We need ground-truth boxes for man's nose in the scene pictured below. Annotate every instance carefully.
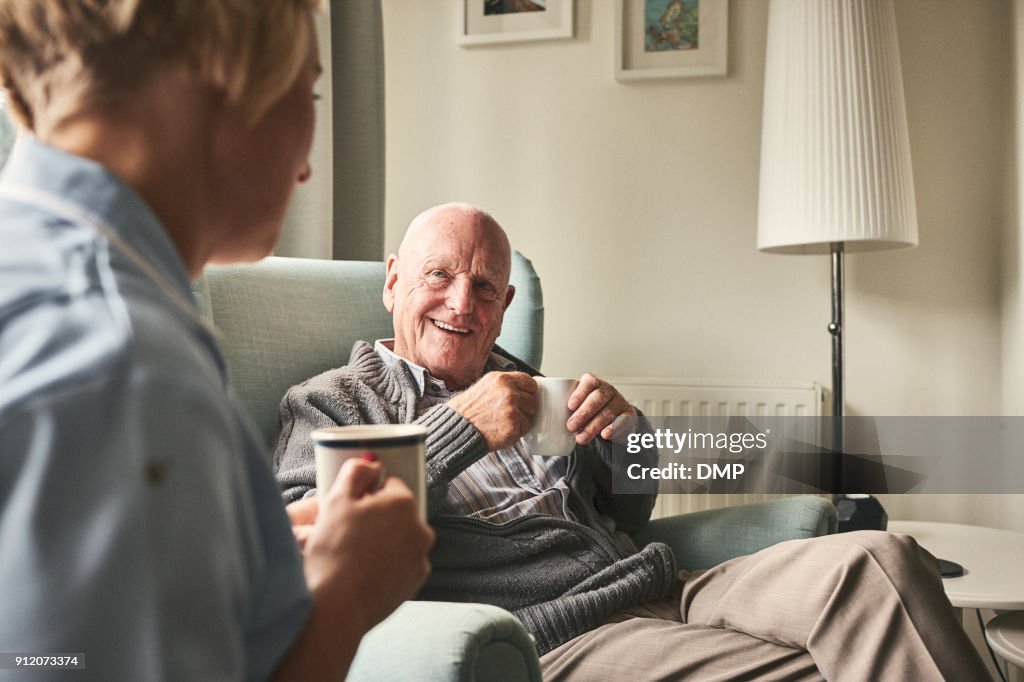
[446,278,475,315]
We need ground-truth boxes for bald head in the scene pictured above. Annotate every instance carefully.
[383,203,515,389]
[398,203,511,279]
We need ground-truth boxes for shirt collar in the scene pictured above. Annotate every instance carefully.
[373,339,516,397]
[0,134,193,301]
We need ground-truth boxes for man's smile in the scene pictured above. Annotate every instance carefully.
[432,318,471,334]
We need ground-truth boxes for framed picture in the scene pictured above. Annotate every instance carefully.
[615,0,728,81]
[457,0,574,46]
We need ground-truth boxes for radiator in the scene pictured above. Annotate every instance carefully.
[609,377,825,519]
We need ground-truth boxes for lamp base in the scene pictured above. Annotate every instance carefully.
[835,494,888,532]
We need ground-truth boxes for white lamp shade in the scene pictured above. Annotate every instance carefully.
[757,0,919,254]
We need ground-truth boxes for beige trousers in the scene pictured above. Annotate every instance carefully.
[540,531,989,681]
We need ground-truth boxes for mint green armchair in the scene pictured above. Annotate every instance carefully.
[194,256,836,682]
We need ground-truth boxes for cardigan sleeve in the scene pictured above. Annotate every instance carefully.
[414,404,492,517]
[273,360,493,517]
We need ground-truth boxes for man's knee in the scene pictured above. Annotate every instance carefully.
[820,530,940,583]
[837,529,923,556]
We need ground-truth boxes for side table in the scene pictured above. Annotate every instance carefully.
[888,521,1024,681]
[987,612,1024,680]
[887,521,1024,611]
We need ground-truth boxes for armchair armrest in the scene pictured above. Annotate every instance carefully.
[630,496,837,572]
[347,601,541,682]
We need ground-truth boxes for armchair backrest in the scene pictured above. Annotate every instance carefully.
[193,253,544,451]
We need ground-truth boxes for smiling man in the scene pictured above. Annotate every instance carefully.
[273,202,987,681]
[275,202,664,651]
[385,204,516,391]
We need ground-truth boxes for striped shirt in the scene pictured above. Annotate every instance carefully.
[374,340,576,525]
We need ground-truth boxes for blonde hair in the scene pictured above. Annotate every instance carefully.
[0,0,322,131]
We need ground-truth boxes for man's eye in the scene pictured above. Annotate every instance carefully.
[313,92,322,102]
[476,282,498,300]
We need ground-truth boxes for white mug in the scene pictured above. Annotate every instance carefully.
[522,377,579,457]
[311,424,427,518]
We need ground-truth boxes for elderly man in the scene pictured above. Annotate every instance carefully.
[274,203,986,680]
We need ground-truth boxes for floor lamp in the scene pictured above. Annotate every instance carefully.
[756,0,917,532]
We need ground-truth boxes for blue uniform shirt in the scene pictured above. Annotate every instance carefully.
[0,136,310,680]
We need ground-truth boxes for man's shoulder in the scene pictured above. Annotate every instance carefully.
[276,339,414,435]
[285,340,395,399]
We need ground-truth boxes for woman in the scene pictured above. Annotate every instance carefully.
[0,2,433,679]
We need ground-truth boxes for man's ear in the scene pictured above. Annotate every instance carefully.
[503,284,516,311]
[383,254,399,312]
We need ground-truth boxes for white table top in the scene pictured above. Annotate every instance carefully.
[887,521,1024,610]
[986,612,1024,668]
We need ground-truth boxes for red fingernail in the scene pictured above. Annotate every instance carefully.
[361,452,379,462]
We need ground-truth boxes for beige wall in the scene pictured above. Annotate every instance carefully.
[999,0,1024,533]
[382,0,1021,527]
[1005,0,1024,421]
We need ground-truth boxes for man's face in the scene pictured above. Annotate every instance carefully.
[384,208,515,390]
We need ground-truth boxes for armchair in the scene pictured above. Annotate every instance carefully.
[194,255,836,682]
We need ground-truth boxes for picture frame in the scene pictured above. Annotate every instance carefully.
[457,0,574,46]
[615,0,728,81]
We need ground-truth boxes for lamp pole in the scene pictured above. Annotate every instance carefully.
[828,243,889,537]
[829,241,844,492]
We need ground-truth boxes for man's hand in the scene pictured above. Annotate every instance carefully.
[446,371,538,451]
[566,373,637,445]
[299,458,435,636]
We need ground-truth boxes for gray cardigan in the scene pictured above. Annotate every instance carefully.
[273,341,676,655]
